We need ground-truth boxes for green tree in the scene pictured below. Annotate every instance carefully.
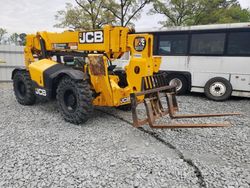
[54,1,116,30]
[0,28,7,44]
[104,0,151,26]
[19,33,27,46]
[196,0,250,25]
[9,33,19,45]
[149,0,250,27]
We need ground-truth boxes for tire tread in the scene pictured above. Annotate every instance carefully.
[13,71,36,105]
[56,77,93,124]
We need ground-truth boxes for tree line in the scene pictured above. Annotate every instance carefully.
[0,28,26,46]
[54,0,250,30]
[1,0,249,46]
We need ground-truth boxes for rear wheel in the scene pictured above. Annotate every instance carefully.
[204,77,232,101]
[166,74,188,95]
[13,71,36,105]
[56,77,93,124]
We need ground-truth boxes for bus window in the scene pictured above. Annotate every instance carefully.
[158,34,188,55]
[227,32,250,56]
[190,33,225,55]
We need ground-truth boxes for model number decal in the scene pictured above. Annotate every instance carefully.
[35,88,47,96]
[134,54,142,58]
[79,31,103,43]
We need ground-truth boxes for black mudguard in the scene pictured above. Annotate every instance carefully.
[12,65,87,99]
[42,64,87,99]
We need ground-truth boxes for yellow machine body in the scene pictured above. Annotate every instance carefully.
[28,59,57,87]
[13,25,238,127]
[24,25,161,107]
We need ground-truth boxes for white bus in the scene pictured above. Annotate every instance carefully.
[138,23,250,101]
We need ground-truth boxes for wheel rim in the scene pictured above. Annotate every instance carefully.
[63,90,77,112]
[209,82,226,97]
[17,81,26,98]
[169,78,183,92]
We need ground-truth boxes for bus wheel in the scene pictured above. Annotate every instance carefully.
[204,77,232,101]
[166,74,188,95]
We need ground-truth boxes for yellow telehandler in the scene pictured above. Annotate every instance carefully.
[12,25,238,128]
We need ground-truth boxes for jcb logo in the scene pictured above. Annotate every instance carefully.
[35,88,47,96]
[79,31,103,43]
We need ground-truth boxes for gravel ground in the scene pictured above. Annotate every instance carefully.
[0,83,249,188]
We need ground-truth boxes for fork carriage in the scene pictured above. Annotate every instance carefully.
[130,74,240,128]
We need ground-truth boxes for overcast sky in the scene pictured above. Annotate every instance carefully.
[0,0,250,34]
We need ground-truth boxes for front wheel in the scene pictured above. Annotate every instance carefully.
[13,71,36,105]
[204,77,232,101]
[56,77,93,124]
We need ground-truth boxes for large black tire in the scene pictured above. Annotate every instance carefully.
[204,77,232,101]
[166,74,188,95]
[13,71,36,105]
[56,77,93,124]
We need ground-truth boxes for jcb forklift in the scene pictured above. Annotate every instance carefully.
[12,25,238,128]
